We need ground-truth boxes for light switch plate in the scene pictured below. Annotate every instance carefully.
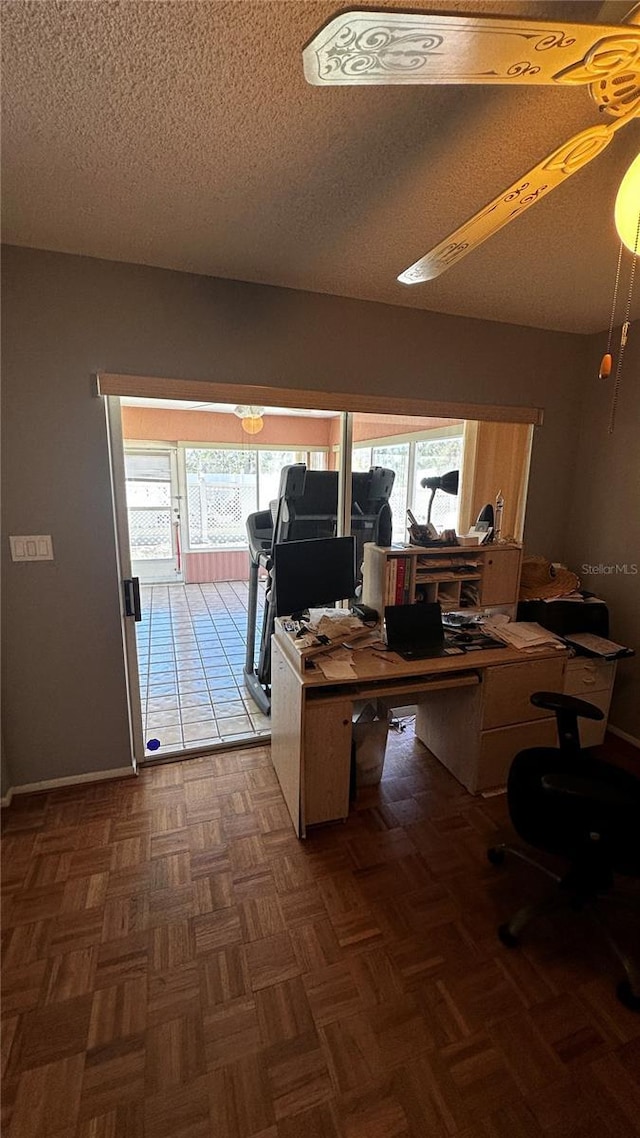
[10,535,54,561]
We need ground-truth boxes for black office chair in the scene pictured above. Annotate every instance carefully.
[488,691,640,1011]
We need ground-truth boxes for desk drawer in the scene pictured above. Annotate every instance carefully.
[564,657,615,695]
[479,718,558,792]
[482,658,566,730]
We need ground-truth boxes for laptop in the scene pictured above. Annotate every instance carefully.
[384,602,455,660]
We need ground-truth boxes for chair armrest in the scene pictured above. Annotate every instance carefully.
[541,772,629,806]
[531,691,605,721]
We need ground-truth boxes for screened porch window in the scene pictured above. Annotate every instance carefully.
[353,430,464,542]
[186,449,257,548]
[413,435,464,531]
[185,447,327,549]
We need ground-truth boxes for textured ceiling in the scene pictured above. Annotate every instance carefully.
[2,0,639,333]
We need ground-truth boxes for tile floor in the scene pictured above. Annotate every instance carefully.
[137,581,269,757]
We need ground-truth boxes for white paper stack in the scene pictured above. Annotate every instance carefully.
[483,616,565,652]
[307,608,362,642]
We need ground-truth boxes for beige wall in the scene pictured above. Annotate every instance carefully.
[122,406,460,448]
[328,413,461,449]
[564,324,640,741]
[2,246,590,788]
[121,405,335,447]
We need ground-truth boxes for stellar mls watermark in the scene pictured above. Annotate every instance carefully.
[581,563,638,576]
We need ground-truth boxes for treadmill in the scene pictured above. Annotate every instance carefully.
[244,464,394,714]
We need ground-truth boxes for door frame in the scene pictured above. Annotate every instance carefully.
[104,396,145,770]
[101,376,539,768]
[104,391,353,765]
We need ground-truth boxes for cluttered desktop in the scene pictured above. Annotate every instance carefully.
[265,531,631,826]
[242,462,632,831]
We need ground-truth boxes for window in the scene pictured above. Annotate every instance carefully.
[184,447,327,549]
[354,440,411,544]
[352,447,372,473]
[184,431,462,551]
[352,429,463,542]
[258,451,302,510]
[186,448,257,548]
[413,434,464,531]
[370,443,409,544]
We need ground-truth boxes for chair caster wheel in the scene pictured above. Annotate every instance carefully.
[617,980,640,1012]
[487,847,505,866]
[498,923,520,948]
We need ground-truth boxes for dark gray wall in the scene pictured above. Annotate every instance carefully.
[564,324,640,740]
[2,246,589,788]
[1,730,11,799]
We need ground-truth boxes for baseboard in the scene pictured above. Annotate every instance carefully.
[3,766,134,801]
[608,725,640,749]
[0,787,15,808]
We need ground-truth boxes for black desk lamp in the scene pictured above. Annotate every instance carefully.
[420,469,459,524]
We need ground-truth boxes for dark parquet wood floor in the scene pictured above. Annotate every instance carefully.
[2,733,640,1138]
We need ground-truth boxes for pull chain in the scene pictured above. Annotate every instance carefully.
[608,211,640,434]
[599,240,624,380]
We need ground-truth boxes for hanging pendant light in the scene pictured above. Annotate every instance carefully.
[234,405,265,435]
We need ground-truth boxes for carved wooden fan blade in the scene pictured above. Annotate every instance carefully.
[397,113,637,284]
[303,10,640,87]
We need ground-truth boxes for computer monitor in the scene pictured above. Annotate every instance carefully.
[274,536,356,617]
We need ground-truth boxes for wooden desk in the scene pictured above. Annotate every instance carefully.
[271,620,569,837]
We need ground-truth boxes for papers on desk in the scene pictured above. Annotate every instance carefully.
[307,609,362,641]
[315,646,358,680]
[317,658,358,680]
[483,616,565,652]
[296,609,372,663]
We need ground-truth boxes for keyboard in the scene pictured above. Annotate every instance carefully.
[398,644,464,660]
[563,632,632,659]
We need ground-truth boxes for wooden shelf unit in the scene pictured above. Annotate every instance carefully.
[362,541,523,615]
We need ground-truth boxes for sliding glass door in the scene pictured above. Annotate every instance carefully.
[108,398,348,765]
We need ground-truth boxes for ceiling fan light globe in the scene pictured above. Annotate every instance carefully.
[614,152,640,253]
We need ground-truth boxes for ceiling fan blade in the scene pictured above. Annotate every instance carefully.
[397,112,637,284]
[303,10,640,87]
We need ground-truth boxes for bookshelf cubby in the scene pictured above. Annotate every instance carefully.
[362,542,522,615]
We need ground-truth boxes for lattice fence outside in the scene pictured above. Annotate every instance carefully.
[187,474,257,547]
[129,509,172,559]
